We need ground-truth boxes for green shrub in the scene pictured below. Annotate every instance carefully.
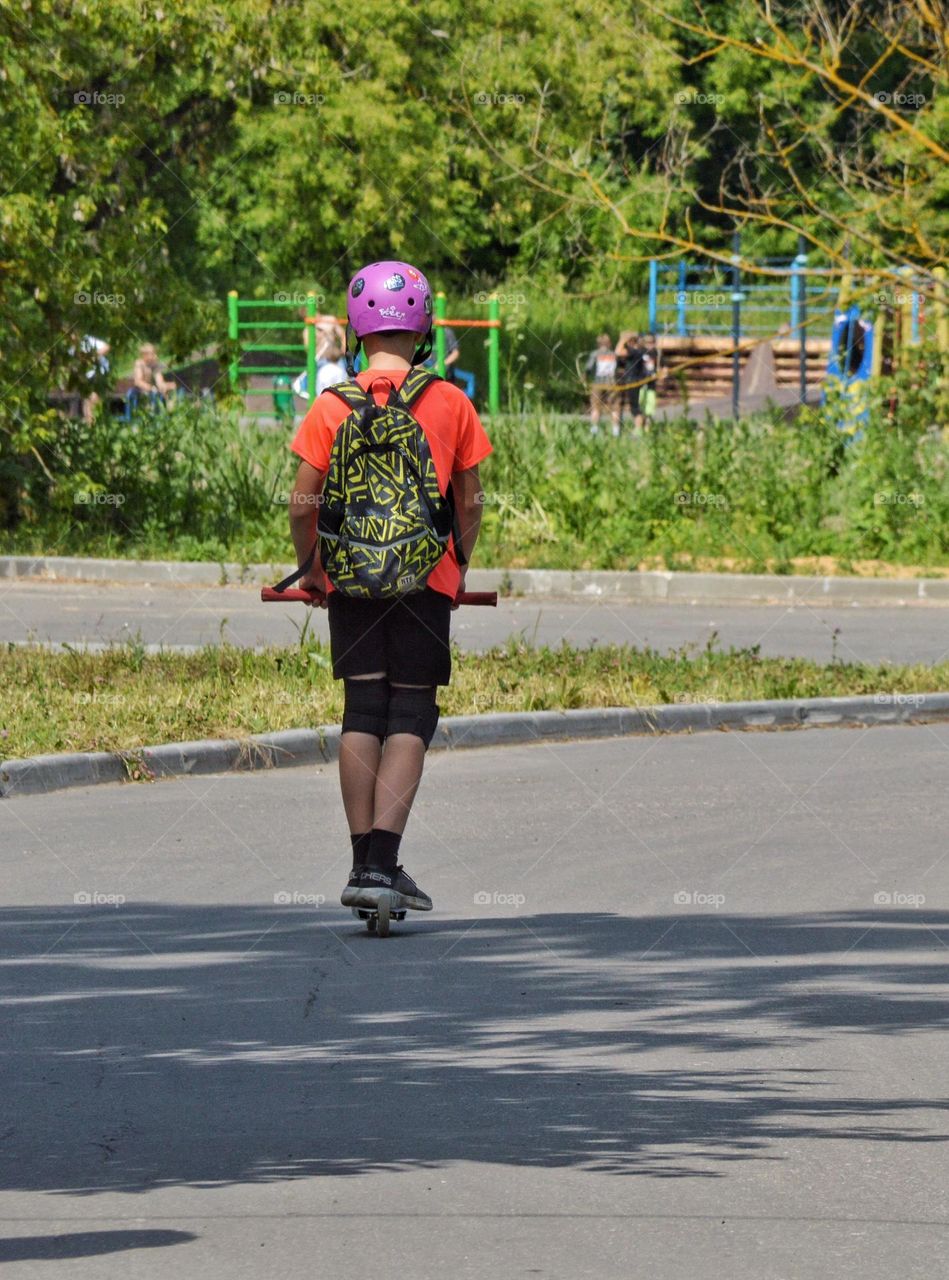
[2,347,947,571]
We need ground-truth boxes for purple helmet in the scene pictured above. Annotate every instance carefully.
[346,260,433,339]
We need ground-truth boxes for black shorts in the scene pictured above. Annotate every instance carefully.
[327,588,453,685]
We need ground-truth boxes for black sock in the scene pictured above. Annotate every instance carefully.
[368,827,402,871]
[350,832,371,867]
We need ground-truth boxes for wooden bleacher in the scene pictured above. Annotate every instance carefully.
[655,335,831,405]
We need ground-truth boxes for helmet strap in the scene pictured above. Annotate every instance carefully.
[411,326,434,368]
[344,323,361,377]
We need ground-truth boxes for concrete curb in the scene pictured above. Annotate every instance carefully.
[3,693,948,799]
[3,554,949,607]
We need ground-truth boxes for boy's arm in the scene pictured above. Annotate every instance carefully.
[289,458,328,601]
[450,464,483,604]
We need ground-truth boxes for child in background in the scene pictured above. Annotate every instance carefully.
[641,337,660,424]
[585,334,619,435]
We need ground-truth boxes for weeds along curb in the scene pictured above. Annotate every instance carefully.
[4,555,949,606]
[3,694,949,799]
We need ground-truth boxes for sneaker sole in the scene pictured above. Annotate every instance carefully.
[352,886,433,912]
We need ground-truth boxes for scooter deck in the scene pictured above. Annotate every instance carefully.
[352,904,407,937]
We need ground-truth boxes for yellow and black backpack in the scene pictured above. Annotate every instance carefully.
[315,370,463,599]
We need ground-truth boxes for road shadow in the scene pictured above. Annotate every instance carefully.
[0,1231,194,1263]
[3,905,947,1199]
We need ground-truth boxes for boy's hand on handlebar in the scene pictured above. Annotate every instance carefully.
[298,567,328,606]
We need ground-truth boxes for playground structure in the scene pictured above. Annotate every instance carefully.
[226,291,502,418]
[647,236,835,412]
[223,254,944,426]
[645,236,947,417]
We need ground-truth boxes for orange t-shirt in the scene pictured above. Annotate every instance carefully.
[290,369,492,599]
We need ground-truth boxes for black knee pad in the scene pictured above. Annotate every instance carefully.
[342,677,389,742]
[386,685,440,748]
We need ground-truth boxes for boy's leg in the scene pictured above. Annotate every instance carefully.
[353,593,448,911]
[326,593,392,905]
[337,672,390,906]
[338,672,387,834]
[353,680,439,911]
[372,683,433,833]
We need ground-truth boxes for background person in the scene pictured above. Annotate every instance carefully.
[641,336,660,424]
[315,330,347,394]
[316,312,346,362]
[584,333,619,434]
[424,323,460,380]
[296,311,350,399]
[69,332,110,423]
[424,324,477,399]
[300,310,347,364]
[617,331,646,429]
[292,332,348,401]
[132,343,172,408]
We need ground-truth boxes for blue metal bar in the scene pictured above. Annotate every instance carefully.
[731,231,741,418]
[648,260,658,332]
[796,236,808,405]
[677,261,688,336]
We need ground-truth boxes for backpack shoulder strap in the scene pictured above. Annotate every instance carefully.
[325,380,369,412]
[394,367,467,566]
[399,367,441,409]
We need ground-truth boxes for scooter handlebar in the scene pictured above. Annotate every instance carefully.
[261,587,498,607]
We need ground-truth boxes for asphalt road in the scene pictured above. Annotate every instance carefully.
[2,726,947,1278]
[2,579,949,665]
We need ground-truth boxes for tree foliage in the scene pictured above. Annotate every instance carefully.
[0,0,945,524]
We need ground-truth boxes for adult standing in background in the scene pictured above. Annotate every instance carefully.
[617,332,646,430]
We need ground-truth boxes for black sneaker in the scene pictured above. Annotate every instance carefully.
[340,864,365,908]
[354,864,433,912]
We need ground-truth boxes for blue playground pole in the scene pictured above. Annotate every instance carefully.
[911,284,921,345]
[648,260,658,333]
[731,231,741,419]
[794,235,808,405]
[677,260,688,336]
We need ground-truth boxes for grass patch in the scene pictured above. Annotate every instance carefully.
[3,636,946,760]
[3,354,949,576]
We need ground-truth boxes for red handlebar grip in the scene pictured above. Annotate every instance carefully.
[260,587,325,603]
[456,591,498,606]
